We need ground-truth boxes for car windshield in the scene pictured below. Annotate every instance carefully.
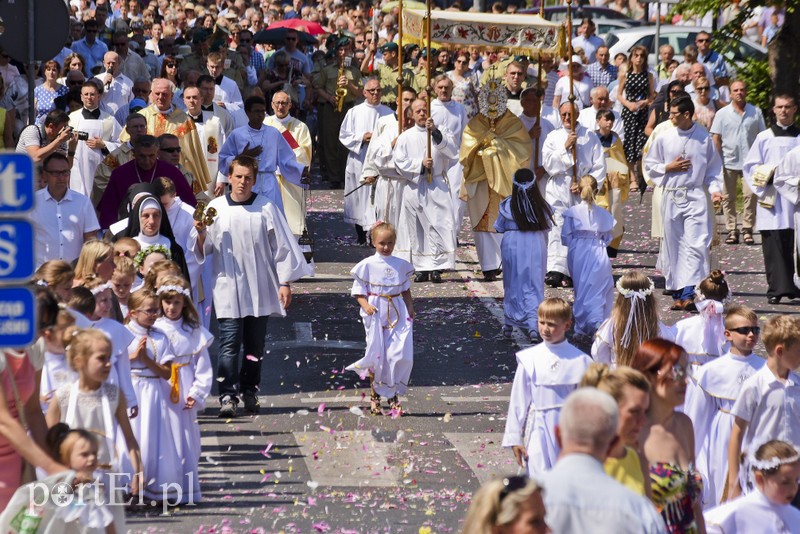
[605,33,619,49]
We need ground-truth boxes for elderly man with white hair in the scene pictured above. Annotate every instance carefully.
[543,388,667,534]
[577,86,624,140]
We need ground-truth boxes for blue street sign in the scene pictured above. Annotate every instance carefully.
[0,220,34,283]
[0,153,34,214]
[0,287,36,348]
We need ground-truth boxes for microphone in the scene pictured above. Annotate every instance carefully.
[105,68,112,90]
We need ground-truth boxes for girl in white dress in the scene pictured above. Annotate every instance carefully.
[45,328,142,501]
[40,309,77,412]
[124,289,182,502]
[592,272,676,368]
[675,270,731,368]
[684,305,766,509]
[705,440,800,533]
[154,275,213,502]
[346,223,415,416]
[562,175,615,341]
[503,298,593,477]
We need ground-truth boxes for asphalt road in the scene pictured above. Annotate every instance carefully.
[126,185,789,533]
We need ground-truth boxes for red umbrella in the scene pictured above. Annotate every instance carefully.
[268,19,327,36]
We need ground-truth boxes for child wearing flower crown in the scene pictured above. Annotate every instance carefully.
[132,244,172,292]
[684,305,765,508]
[592,271,676,368]
[155,275,213,502]
[124,288,182,503]
[346,222,415,416]
[675,270,732,368]
[707,440,800,529]
[561,175,615,342]
[493,168,553,342]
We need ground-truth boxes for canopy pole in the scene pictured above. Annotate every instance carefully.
[398,0,405,133]
[425,0,432,184]
[533,0,546,175]
[566,0,577,188]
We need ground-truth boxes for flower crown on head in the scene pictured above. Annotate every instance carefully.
[134,244,172,267]
[615,277,655,299]
[748,440,800,472]
[90,282,113,296]
[156,284,190,298]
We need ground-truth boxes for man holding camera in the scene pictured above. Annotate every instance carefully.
[68,81,122,197]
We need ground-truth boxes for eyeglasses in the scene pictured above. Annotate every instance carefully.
[273,100,290,106]
[161,146,181,153]
[658,363,690,382]
[668,110,686,117]
[696,38,710,42]
[696,86,710,91]
[499,476,528,503]
[560,112,572,117]
[44,168,70,176]
[729,326,761,335]
[135,308,160,316]
[455,59,467,64]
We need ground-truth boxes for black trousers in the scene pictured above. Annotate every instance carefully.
[761,228,800,298]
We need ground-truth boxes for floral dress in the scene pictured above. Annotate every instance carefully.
[446,70,480,119]
[650,462,703,533]
[620,70,649,162]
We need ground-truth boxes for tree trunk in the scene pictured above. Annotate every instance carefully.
[771,9,800,101]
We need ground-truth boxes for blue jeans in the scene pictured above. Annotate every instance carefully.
[672,286,695,301]
[216,316,269,401]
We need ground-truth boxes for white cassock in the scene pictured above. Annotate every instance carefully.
[561,201,614,336]
[591,320,676,367]
[743,128,799,233]
[430,98,469,228]
[154,316,213,501]
[339,101,393,229]
[345,253,415,398]
[542,124,605,276]
[394,125,459,271]
[68,108,122,196]
[577,106,625,142]
[770,144,800,287]
[94,73,133,115]
[683,351,765,509]
[517,113,555,198]
[501,339,592,477]
[265,114,312,236]
[361,113,411,261]
[216,124,304,213]
[705,490,800,534]
[213,76,243,113]
[194,194,313,319]
[643,123,723,292]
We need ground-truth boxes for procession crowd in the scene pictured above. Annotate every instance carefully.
[0,0,797,532]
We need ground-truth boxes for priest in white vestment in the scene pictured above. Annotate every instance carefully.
[643,94,723,310]
[264,91,313,237]
[394,99,459,283]
[542,102,605,287]
[339,78,393,244]
[516,87,555,198]
[216,96,305,214]
[69,81,122,196]
[193,154,312,418]
[183,85,228,197]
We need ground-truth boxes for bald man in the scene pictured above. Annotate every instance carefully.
[94,51,133,115]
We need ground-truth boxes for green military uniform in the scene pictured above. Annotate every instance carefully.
[313,61,363,186]
[179,51,246,90]
[413,65,444,93]
[375,62,418,108]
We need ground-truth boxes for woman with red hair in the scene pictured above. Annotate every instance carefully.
[632,338,705,533]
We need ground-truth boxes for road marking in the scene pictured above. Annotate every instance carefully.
[444,432,520,484]
[293,431,398,487]
[269,321,366,350]
[441,396,508,403]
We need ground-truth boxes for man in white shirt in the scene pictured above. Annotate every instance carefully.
[95,51,133,115]
[572,18,606,64]
[206,52,243,113]
[32,153,99,268]
[552,56,593,109]
[543,388,667,534]
[577,86,624,140]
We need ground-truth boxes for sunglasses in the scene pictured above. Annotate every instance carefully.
[165,62,176,68]
[696,38,710,42]
[499,476,528,503]
[729,326,760,335]
[161,146,181,153]
[658,363,690,381]
[696,86,710,91]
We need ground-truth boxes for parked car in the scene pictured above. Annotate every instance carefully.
[520,5,645,26]
[605,25,766,67]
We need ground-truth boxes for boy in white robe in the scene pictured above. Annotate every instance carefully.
[193,154,312,418]
[68,81,122,196]
[339,78,392,244]
[643,94,723,311]
[517,87,555,199]
[542,101,605,288]
[503,298,593,477]
[683,305,765,508]
[394,99,459,283]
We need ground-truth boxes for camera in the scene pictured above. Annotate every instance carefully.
[76,131,90,141]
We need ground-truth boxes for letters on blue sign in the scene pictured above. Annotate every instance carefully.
[0,287,36,348]
[0,154,34,213]
[0,220,34,281]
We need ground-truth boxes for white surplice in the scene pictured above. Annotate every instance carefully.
[542,124,605,275]
[346,253,414,398]
[191,109,228,192]
[561,201,615,336]
[339,101,393,227]
[502,339,592,477]
[394,124,459,271]
[704,490,800,534]
[194,194,313,319]
[683,351,765,508]
[68,108,122,196]
[643,123,723,291]
[431,98,469,227]
[265,114,312,236]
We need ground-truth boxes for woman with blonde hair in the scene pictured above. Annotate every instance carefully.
[581,363,652,497]
[33,260,75,302]
[592,271,676,368]
[461,476,550,534]
[73,240,115,285]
